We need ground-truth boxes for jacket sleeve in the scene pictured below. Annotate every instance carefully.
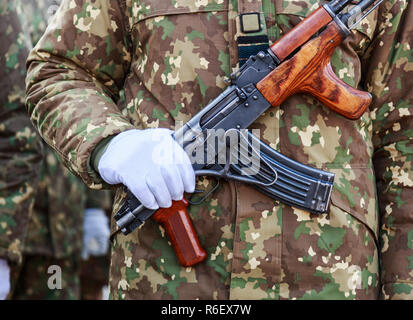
[0,0,43,264]
[25,0,136,189]
[363,1,413,299]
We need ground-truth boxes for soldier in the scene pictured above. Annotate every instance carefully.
[25,0,413,300]
[0,0,44,300]
[5,0,112,300]
[0,0,110,300]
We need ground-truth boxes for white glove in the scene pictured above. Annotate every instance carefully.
[82,208,111,260]
[0,259,11,300]
[98,129,195,210]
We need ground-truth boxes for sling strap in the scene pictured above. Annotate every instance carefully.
[228,0,270,69]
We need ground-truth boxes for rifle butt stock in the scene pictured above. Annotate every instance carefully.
[259,22,372,119]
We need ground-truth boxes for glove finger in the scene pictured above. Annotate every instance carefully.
[171,142,195,193]
[161,165,184,201]
[129,179,159,210]
[177,162,195,194]
[146,173,172,208]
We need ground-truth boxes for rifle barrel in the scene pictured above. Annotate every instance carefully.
[355,0,381,13]
[343,0,384,29]
[328,0,352,14]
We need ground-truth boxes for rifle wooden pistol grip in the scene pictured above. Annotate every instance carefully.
[258,22,372,120]
[152,199,207,267]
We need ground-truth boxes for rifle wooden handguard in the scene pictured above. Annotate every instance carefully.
[270,7,333,61]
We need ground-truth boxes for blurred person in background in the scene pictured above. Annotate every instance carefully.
[1,0,112,300]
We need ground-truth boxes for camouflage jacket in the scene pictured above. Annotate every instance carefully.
[11,0,84,258]
[26,0,413,299]
[0,0,43,265]
[21,0,114,258]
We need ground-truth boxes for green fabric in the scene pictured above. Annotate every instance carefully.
[91,136,116,174]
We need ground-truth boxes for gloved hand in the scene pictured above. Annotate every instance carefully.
[82,208,111,260]
[98,128,195,210]
[0,259,11,300]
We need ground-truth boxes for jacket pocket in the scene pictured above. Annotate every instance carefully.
[125,1,231,130]
[128,0,228,26]
[328,166,379,244]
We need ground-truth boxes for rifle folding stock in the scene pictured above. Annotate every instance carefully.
[114,0,382,267]
[260,20,372,119]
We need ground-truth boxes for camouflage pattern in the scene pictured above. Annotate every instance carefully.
[20,0,112,259]
[362,0,413,300]
[11,254,81,300]
[14,149,113,299]
[25,0,413,300]
[0,0,43,265]
[7,0,111,300]
[23,146,87,258]
[15,0,85,260]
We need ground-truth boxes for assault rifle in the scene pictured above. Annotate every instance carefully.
[114,0,383,267]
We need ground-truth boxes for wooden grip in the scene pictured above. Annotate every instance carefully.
[152,199,207,267]
[258,22,372,120]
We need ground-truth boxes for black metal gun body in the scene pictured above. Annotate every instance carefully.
[114,0,383,235]
[115,51,334,235]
